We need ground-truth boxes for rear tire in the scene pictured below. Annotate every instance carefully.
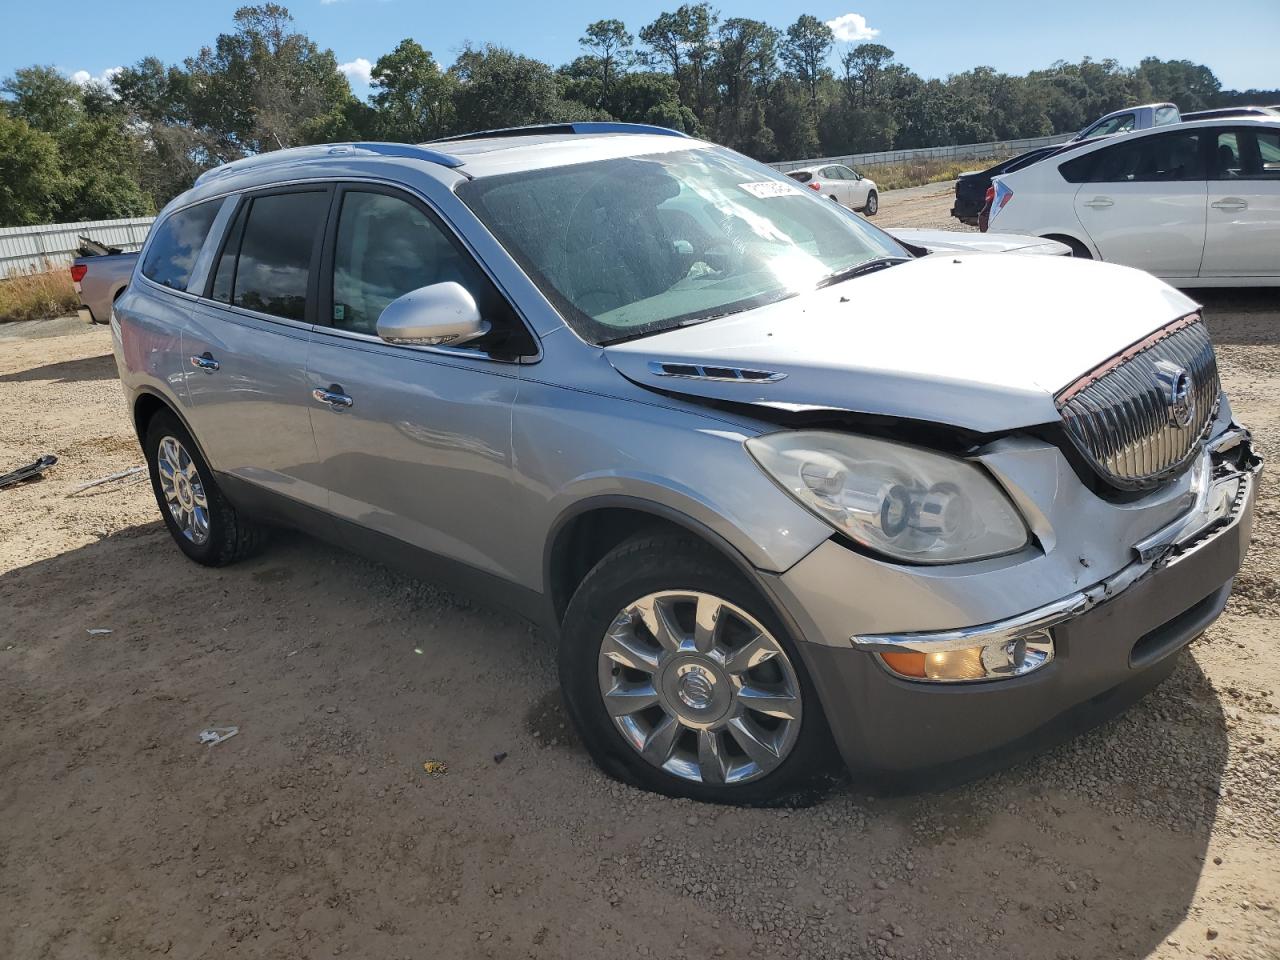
[143,409,265,566]
[558,533,837,805]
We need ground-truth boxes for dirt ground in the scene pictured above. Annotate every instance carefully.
[2,189,1279,960]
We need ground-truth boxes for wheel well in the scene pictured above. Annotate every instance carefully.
[549,508,728,624]
[132,392,169,442]
[1042,233,1093,258]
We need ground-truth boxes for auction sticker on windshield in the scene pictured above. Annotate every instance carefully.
[738,181,804,198]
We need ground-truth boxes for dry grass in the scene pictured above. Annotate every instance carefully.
[0,266,79,323]
[868,155,1010,191]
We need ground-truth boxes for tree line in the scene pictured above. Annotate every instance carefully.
[1,3,1275,226]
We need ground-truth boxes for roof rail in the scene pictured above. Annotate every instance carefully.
[194,141,464,187]
[429,122,690,144]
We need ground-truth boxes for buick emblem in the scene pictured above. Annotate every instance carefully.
[1154,360,1195,428]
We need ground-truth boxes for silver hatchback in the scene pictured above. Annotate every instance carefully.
[114,123,1259,803]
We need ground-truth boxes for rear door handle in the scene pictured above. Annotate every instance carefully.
[1082,196,1114,209]
[311,385,353,409]
[189,353,220,373]
[1211,197,1248,211]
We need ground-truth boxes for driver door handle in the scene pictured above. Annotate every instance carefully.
[311,385,353,409]
[1211,197,1248,211]
[1082,196,1114,209]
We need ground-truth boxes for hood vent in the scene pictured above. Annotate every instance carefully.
[648,361,786,383]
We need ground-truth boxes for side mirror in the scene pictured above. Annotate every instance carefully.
[376,281,489,347]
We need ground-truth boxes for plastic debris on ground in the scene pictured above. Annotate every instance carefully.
[86,628,113,636]
[67,465,146,496]
[422,760,448,776]
[197,727,239,746]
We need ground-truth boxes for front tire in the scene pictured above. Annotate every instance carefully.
[863,191,878,216]
[559,533,835,804]
[143,410,264,566]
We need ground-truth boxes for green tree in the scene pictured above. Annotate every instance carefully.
[184,4,357,153]
[840,43,895,107]
[781,15,833,109]
[370,39,455,141]
[0,112,66,225]
[449,45,602,132]
[1137,57,1221,111]
[639,4,717,118]
[714,18,780,151]
[579,19,635,111]
[2,64,150,221]
[1,66,83,133]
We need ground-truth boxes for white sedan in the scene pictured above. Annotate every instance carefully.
[785,164,879,216]
[988,117,1280,286]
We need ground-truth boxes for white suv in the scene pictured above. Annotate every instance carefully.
[988,118,1280,286]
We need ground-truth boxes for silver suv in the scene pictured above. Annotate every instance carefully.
[114,123,1260,804]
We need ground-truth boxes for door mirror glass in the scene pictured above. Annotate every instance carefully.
[376,281,489,346]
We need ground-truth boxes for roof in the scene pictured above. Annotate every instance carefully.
[191,122,697,189]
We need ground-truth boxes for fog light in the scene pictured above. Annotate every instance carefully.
[878,628,1054,682]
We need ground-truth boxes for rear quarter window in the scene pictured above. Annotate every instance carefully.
[141,200,222,291]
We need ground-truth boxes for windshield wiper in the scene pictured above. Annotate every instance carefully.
[815,257,910,290]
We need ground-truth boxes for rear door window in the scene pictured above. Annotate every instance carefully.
[141,200,221,291]
[207,190,329,321]
[1215,128,1280,180]
[1062,132,1203,184]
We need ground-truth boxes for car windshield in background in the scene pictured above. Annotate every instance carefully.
[785,170,813,183]
[458,147,905,345]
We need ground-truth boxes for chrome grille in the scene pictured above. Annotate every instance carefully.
[1056,315,1220,490]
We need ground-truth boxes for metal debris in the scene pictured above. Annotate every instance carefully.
[0,454,57,490]
[197,727,239,746]
[86,628,113,636]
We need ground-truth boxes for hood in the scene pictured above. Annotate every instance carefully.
[604,254,1198,434]
[887,229,1070,257]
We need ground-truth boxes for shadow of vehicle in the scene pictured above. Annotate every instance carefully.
[0,351,119,384]
[1193,288,1280,346]
[0,515,1228,959]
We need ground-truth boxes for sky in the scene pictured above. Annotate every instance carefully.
[1,0,1276,97]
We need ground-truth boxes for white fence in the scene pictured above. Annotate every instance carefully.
[768,133,1074,174]
[0,217,155,279]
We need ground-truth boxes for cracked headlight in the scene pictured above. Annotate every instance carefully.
[747,431,1029,564]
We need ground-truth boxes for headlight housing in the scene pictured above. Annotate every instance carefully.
[746,431,1029,564]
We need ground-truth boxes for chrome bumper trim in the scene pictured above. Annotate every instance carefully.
[851,429,1260,655]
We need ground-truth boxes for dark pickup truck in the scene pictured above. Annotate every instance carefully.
[951,138,1107,226]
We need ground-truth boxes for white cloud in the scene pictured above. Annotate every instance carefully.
[70,66,123,88]
[825,13,880,43]
[338,57,373,87]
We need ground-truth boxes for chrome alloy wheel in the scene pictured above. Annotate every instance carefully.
[597,591,802,785]
[157,435,210,545]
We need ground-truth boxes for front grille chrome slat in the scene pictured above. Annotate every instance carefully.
[1056,316,1220,491]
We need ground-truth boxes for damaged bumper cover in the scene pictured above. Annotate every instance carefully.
[852,425,1261,666]
[771,426,1261,779]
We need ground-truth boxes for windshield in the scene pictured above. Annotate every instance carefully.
[457,146,906,344]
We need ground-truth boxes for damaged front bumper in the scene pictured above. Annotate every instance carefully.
[768,426,1261,779]
[851,425,1261,680]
